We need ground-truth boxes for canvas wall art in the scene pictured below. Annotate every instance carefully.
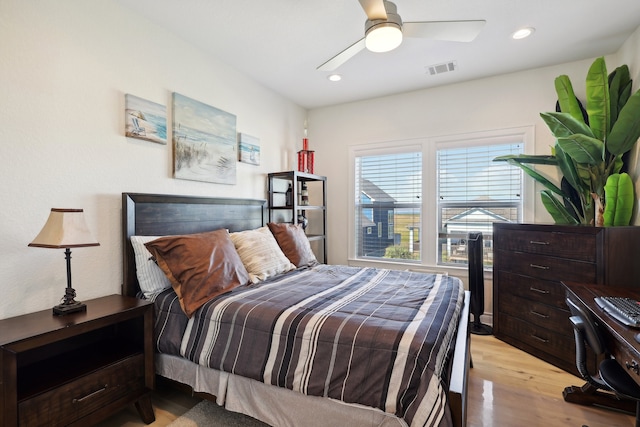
[172,93,237,185]
[124,94,167,144]
[238,133,260,165]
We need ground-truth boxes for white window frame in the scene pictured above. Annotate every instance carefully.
[348,139,425,264]
[348,128,534,272]
[427,126,535,268]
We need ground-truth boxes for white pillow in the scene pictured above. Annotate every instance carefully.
[130,235,172,299]
[229,227,295,283]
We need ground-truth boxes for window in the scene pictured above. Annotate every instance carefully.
[437,141,523,267]
[353,148,422,261]
[350,128,532,269]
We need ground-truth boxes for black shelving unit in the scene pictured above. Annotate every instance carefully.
[268,171,327,263]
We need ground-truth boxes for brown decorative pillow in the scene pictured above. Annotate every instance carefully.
[145,229,249,317]
[267,222,318,267]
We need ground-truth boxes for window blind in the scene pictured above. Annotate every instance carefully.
[354,151,422,261]
[436,142,523,266]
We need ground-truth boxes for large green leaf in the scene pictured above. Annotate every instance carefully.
[619,80,633,109]
[585,57,610,140]
[609,65,630,124]
[561,177,582,220]
[540,190,579,224]
[504,159,565,196]
[493,154,557,165]
[574,162,595,192]
[554,143,581,194]
[613,154,624,174]
[555,75,585,123]
[540,112,593,138]
[603,173,634,226]
[557,134,604,165]
[607,89,640,155]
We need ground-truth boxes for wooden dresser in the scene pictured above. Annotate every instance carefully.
[493,223,640,375]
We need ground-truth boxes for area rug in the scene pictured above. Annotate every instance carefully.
[167,400,270,427]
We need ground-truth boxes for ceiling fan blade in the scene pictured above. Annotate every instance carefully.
[358,0,387,20]
[403,20,486,42]
[317,38,366,71]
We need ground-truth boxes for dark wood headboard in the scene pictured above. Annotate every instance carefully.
[121,192,265,297]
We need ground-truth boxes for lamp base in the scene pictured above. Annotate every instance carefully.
[53,301,87,316]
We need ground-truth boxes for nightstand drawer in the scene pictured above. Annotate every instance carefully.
[19,354,145,427]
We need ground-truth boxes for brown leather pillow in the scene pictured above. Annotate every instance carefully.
[267,222,317,267]
[145,229,249,317]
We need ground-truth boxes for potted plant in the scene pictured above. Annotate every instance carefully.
[495,57,640,226]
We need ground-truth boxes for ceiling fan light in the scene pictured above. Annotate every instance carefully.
[512,27,535,40]
[365,23,403,53]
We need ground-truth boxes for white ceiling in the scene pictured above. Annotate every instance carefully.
[115,0,640,110]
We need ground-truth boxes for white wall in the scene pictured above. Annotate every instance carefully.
[0,1,305,319]
[309,26,640,318]
[310,59,588,266]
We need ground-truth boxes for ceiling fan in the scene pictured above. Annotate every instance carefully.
[317,0,485,71]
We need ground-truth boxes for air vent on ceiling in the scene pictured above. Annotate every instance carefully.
[427,61,457,76]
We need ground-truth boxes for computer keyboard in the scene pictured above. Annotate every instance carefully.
[595,296,640,328]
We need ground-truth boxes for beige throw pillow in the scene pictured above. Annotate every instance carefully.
[230,226,295,283]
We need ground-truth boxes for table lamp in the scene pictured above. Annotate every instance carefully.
[29,208,100,315]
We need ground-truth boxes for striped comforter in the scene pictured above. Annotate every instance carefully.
[154,265,464,427]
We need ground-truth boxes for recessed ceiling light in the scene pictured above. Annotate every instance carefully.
[328,74,342,82]
[512,27,535,40]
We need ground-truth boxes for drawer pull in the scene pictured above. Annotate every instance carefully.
[530,334,549,343]
[529,287,550,295]
[530,310,550,319]
[626,361,640,376]
[530,264,550,270]
[72,384,108,404]
[529,240,550,246]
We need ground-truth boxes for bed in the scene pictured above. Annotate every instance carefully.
[121,192,471,427]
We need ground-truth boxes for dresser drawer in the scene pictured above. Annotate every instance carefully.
[499,292,573,336]
[496,270,567,309]
[19,354,145,427]
[495,249,597,282]
[495,229,596,261]
[497,313,575,362]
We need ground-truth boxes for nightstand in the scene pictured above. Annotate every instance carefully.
[0,295,155,426]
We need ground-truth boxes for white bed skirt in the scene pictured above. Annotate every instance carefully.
[156,353,408,427]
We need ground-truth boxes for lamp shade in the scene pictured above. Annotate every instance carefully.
[29,208,100,249]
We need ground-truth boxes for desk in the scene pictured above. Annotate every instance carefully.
[562,281,640,412]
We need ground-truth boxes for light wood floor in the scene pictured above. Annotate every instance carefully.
[97,335,635,426]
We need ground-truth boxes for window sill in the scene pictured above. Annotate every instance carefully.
[346,258,493,281]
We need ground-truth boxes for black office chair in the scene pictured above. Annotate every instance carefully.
[566,297,640,426]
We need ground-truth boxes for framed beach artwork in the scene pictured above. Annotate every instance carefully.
[238,133,260,165]
[172,92,237,185]
[124,94,167,144]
